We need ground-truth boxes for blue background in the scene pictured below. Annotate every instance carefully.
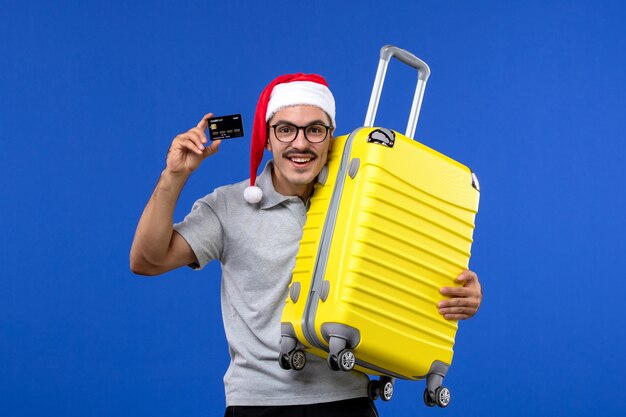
[2,1,625,416]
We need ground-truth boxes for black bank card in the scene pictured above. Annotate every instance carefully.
[208,114,244,140]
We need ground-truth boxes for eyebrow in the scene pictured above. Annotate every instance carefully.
[271,119,330,126]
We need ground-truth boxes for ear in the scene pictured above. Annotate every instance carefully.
[265,138,272,151]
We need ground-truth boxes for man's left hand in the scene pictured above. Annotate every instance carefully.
[438,270,482,320]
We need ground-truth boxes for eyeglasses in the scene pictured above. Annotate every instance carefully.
[269,123,332,143]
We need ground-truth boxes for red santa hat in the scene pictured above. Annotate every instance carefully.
[244,73,336,203]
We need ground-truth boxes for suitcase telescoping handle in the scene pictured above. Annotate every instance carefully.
[364,45,431,140]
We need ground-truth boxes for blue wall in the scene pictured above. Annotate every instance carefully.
[2,1,625,415]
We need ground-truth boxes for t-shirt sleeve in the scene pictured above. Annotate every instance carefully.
[173,194,224,270]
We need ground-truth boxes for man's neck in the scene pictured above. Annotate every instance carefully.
[270,172,315,202]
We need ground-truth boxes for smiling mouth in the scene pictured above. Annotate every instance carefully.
[288,156,313,164]
[284,152,316,166]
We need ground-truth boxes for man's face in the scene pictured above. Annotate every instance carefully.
[266,105,333,199]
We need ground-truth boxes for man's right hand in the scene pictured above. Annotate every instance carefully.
[165,113,222,176]
[131,113,220,275]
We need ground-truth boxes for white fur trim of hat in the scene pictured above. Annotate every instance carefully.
[265,81,336,127]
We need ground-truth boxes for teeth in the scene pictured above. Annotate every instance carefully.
[290,157,311,163]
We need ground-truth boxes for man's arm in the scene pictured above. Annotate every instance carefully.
[438,270,482,320]
[130,113,221,276]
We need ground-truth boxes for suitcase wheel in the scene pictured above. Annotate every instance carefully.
[368,377,394,401]
[288,349,306,371]
[379,377,393,401]
[367,380,380,400]
[278,349,306,371]
[327,353,340,371]
[327,349,356,371]
[423,388,436,407]
[278,353,291,370]
[423,387,451,408]
[435,387,451,407]
[337,349,356,371]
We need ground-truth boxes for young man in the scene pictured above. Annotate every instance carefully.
[130,73,482,416]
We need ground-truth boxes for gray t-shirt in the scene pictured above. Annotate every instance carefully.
[174,162,368,406]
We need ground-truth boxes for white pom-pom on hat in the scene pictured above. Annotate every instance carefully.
[244,185,263,204]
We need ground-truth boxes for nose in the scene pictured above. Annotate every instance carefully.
[291,127,309,148]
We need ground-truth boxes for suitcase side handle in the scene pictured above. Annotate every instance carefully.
[364,45,431,139]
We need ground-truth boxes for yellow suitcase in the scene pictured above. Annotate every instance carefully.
[279,46,480,408]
